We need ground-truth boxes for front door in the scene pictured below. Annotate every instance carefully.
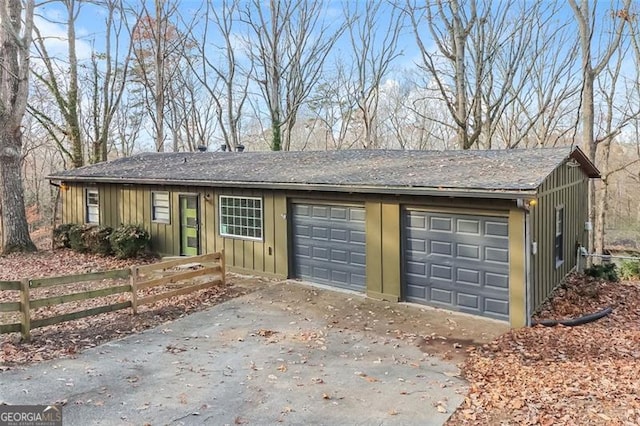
[179,195,199,256]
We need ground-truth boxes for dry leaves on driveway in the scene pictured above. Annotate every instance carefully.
[449,274,640,425]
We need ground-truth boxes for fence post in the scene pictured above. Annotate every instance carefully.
[130,266,139,315]
[20,279,31,342]
[220,249,226,285]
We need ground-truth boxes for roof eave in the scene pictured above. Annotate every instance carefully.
[47,175,538,200]
[570,146,601,178]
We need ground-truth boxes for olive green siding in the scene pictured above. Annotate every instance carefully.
[365,201,400,301]
[61,183,288,277]
[508,209,526,328]
[531,162,589,312]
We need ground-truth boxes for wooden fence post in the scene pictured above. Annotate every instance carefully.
[220,249,226,285]
[130,266,139,315]
[20,279,31,341]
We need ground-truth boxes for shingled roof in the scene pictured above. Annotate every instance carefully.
[47,146,599,199]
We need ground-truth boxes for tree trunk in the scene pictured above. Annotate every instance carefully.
[0,0,36,253]
[0,141,36,253]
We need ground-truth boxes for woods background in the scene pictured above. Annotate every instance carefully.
[2,0,640,253]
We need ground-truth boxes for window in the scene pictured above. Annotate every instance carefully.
[152,191,170,223]
[219,195,263,240]
[555,206,564,267]
[86,189,99,224]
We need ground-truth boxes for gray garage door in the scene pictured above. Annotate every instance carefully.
[292,203,366,292]
[403,210,510,320]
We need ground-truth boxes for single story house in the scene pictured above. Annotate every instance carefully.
[47,146,599,327]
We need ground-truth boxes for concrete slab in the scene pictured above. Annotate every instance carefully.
[0,281,505,425]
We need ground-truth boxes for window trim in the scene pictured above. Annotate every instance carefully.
[218,195,263,241]
[554,205,564,268]
[85,188,99,225]
[151,191,171,224]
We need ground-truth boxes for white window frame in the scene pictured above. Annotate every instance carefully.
[152,191,171,223]
[555,205,564,268]
[85,189,99,225]
[219,195,263,241]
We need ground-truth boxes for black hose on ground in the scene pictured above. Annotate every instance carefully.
[531,307,613,327]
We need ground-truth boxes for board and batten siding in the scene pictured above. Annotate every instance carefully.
[60,183,288,278]
[531,161,589,312]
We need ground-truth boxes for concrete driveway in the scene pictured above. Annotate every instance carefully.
[0,280,508,425]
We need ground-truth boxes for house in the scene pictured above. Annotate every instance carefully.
[47,147,599,327]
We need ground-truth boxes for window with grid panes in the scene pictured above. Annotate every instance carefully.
[86,189,99,224]
[219,196,263,240]
[152,191,170,223]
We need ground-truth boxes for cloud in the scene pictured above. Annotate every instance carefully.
[33,10,93,62]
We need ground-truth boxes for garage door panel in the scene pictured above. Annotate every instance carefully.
[431,264,452,280]
[456,219,480,234]
[330,228,348,241]
[350,230,366,243]
[457,268,480,285]
[456,244,480,260]
[406,238,426,253]
[457,293,479,309]
[293,203,366,292]
[349,209,365,222]
[485,298,509,316]
[485,247,509,263]
[430,241,452,256]
[431,287,453,304]
[429,217,452,232]
[403,210,509,321]
[485,272,509,289]
[485,221,509,237]
[351,252,366,266]
[330,207,348,220]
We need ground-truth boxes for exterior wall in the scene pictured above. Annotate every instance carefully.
[60,182,288,278]
[531,162,589,312]
[61,183,532,326]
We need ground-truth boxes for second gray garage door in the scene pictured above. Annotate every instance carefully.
[292,203,366,292]
[403,210,510,320]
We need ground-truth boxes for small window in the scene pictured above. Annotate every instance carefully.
[86,189,99,224]
[152,191,170,223]
[219,195,263,240]
[555,206,564,267]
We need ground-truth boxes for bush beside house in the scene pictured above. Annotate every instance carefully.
[53,223,150,259]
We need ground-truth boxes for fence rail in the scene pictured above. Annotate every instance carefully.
[0,251,225,341]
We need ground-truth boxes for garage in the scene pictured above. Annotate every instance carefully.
[403,210,510,320]
[292,203,366,292]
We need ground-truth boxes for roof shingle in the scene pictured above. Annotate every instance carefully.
[48,147,597,196]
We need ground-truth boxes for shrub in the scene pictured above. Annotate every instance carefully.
[68,224,92,253]
[84,226,114,255]
[109,224,150,259]
[585,262,619,282]
[620,260,640,280]
[53,224,75,249]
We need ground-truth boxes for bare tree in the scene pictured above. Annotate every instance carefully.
[185,0,250,152]
[85,0,134,163]
[344,1,403,149]
[30,0,84,167]
[568,0,631,253]
[129,0,189,152]
[407,0,543,150]
[0,0,37,253]
[241,0,346,151]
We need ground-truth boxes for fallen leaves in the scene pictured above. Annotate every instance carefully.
[448,274,640,425]
[0,248,246,367]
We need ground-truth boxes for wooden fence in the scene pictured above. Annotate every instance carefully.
[0,251,225,341]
